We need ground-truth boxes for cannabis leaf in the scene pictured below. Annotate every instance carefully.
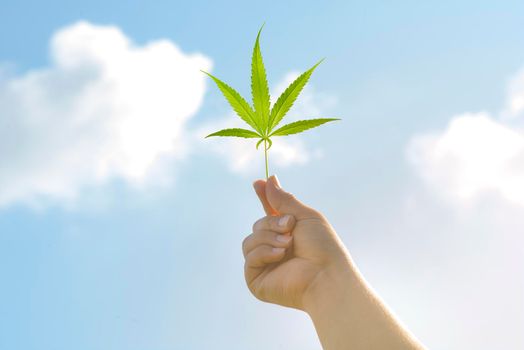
[203,25,340,178]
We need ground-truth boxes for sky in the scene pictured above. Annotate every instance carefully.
[1,0,524,349]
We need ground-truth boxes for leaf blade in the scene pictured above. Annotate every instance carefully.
[251,25,271,134]
[270,118,340,136]
[201,71,261,133]
[268,59,323,132]
[206,128,261,138]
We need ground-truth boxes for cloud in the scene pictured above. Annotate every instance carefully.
[407,67,524,207]
[403,73,524,347]
[198,71,335,175]
[0,21,212,207]
[0,22,336,206]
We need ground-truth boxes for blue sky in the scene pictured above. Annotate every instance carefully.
[1,1,524,349]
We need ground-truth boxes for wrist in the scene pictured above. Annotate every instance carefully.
[302,257,361,315]
[302,257,426,350]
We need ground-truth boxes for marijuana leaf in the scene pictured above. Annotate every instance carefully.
[204,25,340,178]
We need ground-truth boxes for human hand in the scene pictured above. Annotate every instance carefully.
[243,176,426,349]
[242,175,353,310]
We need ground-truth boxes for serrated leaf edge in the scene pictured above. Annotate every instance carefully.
[201,70,262,133]
[268,59,324,132]
[251,25,271,135]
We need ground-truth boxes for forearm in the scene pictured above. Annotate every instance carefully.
[303,260,425,350]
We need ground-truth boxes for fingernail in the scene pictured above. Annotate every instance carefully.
[271,175,281,189]
[278,215,291,227]
[272,247,285,254]
[276,235,292,243]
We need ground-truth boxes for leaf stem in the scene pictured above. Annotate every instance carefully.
[264,139,269,179]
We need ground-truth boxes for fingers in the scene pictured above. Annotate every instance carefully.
[245,245,287,268]
[243,201,297,290]
[253,214,295,233]
[242,230,293,258]
[243,228,291,289]
[243,214,295,257]
[253,180,277,216]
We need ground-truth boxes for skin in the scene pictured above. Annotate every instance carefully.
[242,175,426,350]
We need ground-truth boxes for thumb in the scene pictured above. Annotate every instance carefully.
[265,175,318,220]
[253,179,278,216]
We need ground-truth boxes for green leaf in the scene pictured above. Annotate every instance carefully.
[206,128,261,138]
[268,59,323,131]
[251,25,271,134]
[203,25,341,179]
[201,71,261,133]
[270,118,339,136]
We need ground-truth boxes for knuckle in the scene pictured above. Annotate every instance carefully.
[286,193,299,205]
[245,250,255,265]
[252,246,269,265]
[250,252,263,267]
[252,217,264,232]
[280,191,292,200]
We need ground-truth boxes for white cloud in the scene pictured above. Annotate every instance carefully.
[0,22,336,206]
[198,71,334,175]
[0,21,212,206]
[407,67,524,207]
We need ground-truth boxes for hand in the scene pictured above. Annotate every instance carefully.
[242,175,352,310]
[243,176,426,349]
